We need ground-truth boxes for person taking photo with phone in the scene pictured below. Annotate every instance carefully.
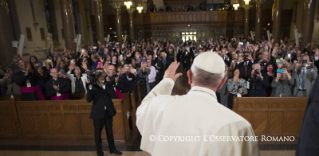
[292,54,318,97]
[270,66,294,97]
[247,63,269,97]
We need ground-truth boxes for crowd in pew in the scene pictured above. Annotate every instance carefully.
[0,35,318,107]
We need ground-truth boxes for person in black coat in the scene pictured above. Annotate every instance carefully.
[236,54,253,81]
[155,56,164,84]
[120,65,139,93]
[248,63,269,97]
[86,68,122,156]
[45,68,71,100]
[14,61,44,101]
[166,49,175,70]
[296,76,319,156]
[314,48,319,74]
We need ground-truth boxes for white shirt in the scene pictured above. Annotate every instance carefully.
[136,78,260,156]
[148,66,156,83]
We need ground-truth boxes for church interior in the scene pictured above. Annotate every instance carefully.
[0,0,319,155]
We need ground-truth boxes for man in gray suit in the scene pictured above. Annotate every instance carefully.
[216,65,228,107]
[292,54,318,97]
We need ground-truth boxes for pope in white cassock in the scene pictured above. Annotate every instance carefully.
[136,52,260,156]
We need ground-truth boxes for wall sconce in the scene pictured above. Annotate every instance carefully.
[244,0,250,5]
[233,3,239,10]
[137,4,143,13]
[124,0,132,10]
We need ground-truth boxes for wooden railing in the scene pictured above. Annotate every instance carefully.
[0,93,138,141]
[233,97,308,141]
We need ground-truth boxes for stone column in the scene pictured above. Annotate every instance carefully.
[255,0,264,41]
[59,0,76,50]
[128,8,135,41]
[272,0,282,44]
[0,0,16,66]
[93,0,105,43]
[111,1,123,44]
[301,0,317,49]
[243,5,250,38]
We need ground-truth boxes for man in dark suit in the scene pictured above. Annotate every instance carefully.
[221,48,231,67]
[296,76,319,155]
[248,63,269,97]
[236,52,253,81]
[120,65,138,93]
[216,65,229,107]
[86,68,122,156]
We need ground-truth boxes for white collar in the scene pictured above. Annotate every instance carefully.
[188,86,217,99]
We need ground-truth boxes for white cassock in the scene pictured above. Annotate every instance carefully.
[136,78,260,156]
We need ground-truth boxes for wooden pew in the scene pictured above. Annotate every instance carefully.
[122,91,138,131]
[129,91,137,131]
[14,95,131,140]
[233,97,308,141]
[0,95,22,139]
[136,85,142,107]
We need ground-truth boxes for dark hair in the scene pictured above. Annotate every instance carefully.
[232,68,242,79]
[29,56,39,69]
[266,62,273,67]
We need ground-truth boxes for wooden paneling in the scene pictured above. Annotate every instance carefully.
[90,10,292,42]
[233,97,307,139]
[0,96,21,139]
[13,95,131,140]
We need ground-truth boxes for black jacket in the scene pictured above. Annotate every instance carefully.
[120,73,138,93]
[314,59,319,75]
[14,70,42,101]
[45,78,71,96]
[248,72,269,97]
[236,60,253,81]
[86,82,118,119]
[296,76,319,155]
[14,70,41,87]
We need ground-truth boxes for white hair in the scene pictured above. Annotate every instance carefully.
[252,63,260,70]
[190,65,225,88]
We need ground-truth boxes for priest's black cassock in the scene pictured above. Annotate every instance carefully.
[296,76,319,156]
[14,70,44,101]
[45,77,71,100]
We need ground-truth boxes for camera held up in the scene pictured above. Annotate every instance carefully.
[87,71,102,85]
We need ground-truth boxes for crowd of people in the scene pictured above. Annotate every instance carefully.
[0,35,318,108]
